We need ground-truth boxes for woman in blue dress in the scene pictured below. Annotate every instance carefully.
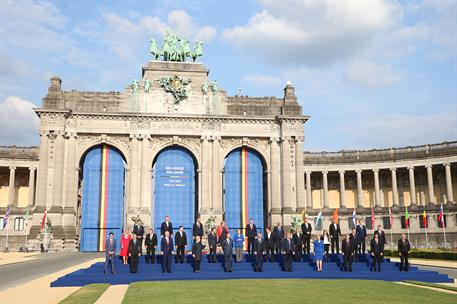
[313,235,324,272]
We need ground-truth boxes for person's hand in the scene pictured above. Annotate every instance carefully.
[192,254,195,258]
[371,252,374,256]
[381,253,383,256]
[129,253,131,256]
[161,251,163,255]
[399,252,402,256]
[254,252,257,255]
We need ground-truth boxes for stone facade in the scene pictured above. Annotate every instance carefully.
[0,61,455,251]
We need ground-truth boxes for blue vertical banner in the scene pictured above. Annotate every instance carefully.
[153,147,196,249]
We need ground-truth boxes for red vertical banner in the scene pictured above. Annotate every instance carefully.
[98,144,110,251]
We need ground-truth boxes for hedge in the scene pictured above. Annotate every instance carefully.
[384,249,457,260]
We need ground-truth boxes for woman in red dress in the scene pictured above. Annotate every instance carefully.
[216,221,229,246]
[120,228,132,264]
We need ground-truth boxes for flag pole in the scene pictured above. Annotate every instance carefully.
[5,217,9,253]
[424,225,429,249]
[443,223,447,249]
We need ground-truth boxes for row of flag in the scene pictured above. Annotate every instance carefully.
[313,203,446,230]
[1,206,48,230]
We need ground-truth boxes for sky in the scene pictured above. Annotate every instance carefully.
[0,0,456,151]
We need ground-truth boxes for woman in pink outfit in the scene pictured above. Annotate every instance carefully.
[120,228,132,264]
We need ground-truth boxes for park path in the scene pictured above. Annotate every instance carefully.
[95,285,129,304]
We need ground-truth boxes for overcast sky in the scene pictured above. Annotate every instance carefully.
[1,0,456,150]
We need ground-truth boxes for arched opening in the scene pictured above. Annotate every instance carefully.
[151,146,198,250]
[223,147,268,239]
[78,144,126,252]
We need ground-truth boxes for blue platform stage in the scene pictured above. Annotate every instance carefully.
[51,254,453,287]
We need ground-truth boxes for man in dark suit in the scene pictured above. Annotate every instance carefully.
[192,217,204,240]
[145,228,158,264]
[342,234,354,272]
[264,226,275,262]
[272,222,284,258]
[207,228,218,263]
[374,225,386,257]
[245,219,257,255]
[329,219,341,254]
[128,233,141,273]
[301,218,312,255]
[104,232,117,274]
[161,231,174,273]
[398,233,411,272]
[370,233,383,272]
[282,232,295,272]
[160,215,173,237]
[222,233,234,272]
[133,221,144,254]
[350,227,359,262]
[174,226,187,263]
[254,233,266,272]
[356,219,367,254]
[292,229,303,262]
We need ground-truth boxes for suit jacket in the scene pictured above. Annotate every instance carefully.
[293,233,303,247]
[342,239,354,255]
[222,239,233,256]
[272,226,284,242]
[397,239,411,255]
[301,222,312,239]
[329,223,341,238]
[356,224,367,240]
[208,232,217,247]
[175,231,188,247]
[254,239,266,254]
[192,222,204,237]
[145,233,157,247]
[246,224,257,238]
[192,242,206,261]
[265,231,274,246]
[105,239,117,255]
[161,237,174,255]
[282,238,295,254]
[370,239,382,255]
[374,230,386,246]
[128,239,140,256]
[160,221,173,236]
[133,224,144,238]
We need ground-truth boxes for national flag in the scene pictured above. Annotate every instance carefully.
[371,207,375,229]
[332,208,339,224]
[352,209,357,227]
[2,205,10,229]
[301,209,306,222]
[405,206,409,229]
[423,209,428,228]
[24,205,29,227]
[389,206,393,228]
[438,204,445,227]
[41,209,47,230]
[316,210,323,227]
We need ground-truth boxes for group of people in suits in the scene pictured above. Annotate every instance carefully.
[105,216,411,275]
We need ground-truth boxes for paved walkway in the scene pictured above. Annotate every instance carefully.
[0,252,42,266]
[95,285,129,304]
[397,282,457,295]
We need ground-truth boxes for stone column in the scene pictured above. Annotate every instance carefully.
[281,137,294,212]
[322,170,329,208]
[8,166,16,206]
[339,170,346,209]
[269,137,281,213]
[295,137,305,211]
[444,163,454,203]
[52,131,65,209]
[28,166,36,207]
[129,135,140,211]
[200,136,211,213]
[408,166,417,206]
[390,168,399,207]
[140,135,150,211]
[373,169,380,207]
[356,169,363,208]
[212,136,222,212]
[63,132,77,210]
[305,171,312,209]
[425,165,435,205]
[35,131,49,208]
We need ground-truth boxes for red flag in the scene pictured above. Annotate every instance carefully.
[438,204,445,227]
[371,207,375,229]
[389,206,393,228]
[332,208,339,224]
[41,210,47,229]
[423,210,428,228]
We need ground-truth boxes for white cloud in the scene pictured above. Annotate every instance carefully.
[222,0,402,66]
[242,73,282,88]
[345,61,404,88]
[0,96,39,146]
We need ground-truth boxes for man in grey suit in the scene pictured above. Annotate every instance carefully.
[104,232,117,274]
[222,233,234,272]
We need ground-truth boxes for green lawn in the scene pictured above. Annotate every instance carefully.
[121,279,457,304]
[58,283,109,304]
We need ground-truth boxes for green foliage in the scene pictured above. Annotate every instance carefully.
[59,283,109,304]
[290,216,302,232]
[384,249,457,260]
[205,216,216,232]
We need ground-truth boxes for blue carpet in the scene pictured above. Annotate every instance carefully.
[51,254,453,287]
